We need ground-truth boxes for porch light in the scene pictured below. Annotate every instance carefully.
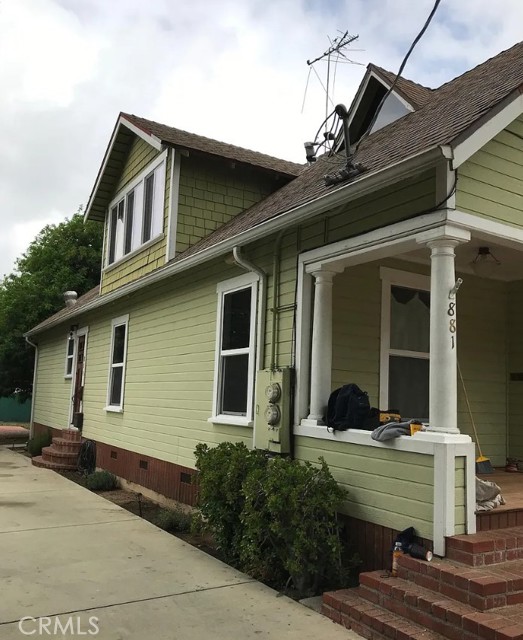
[470,247,500,277]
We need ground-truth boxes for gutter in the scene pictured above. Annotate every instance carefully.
[24,336,38,439]
[27,144,445,337]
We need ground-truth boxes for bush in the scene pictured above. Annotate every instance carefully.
[194,442,268,563]
[27,430,52,457]
[85,470,118,491]
[241,457,346,596]
[155,507,192,533]
[194,442,351,597]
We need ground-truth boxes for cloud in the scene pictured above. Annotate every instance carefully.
[0,0,521,278]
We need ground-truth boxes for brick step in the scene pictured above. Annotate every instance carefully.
[324,573,523,640]
[60,429,82,442]
[447,527,523,566]
[398,554,523,610]
[322,588,446,639]
[41,446,79,465]
[321,589,445,640]
[31,456,78,471]
[51,437,82,453]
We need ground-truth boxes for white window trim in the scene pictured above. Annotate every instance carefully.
[209,273,258,427]
[64,335,75,379]
[105,314,130,413]
[105,149,168,269]
[379,267,430,410]
[103,233,165,274]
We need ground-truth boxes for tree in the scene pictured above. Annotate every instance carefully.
[0,211,103,398]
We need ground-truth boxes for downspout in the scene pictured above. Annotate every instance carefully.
[25,336,38,439]
[270,230,286,370]
[232,246,266,372]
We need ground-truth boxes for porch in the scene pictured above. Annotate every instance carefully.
[477,470,523,532]
[293,209,523,556]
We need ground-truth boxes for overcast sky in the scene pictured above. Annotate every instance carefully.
[0,0,521,279]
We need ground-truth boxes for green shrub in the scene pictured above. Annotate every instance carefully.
[85,470,118,491]
[27,430,52,457]
[155,507,192,533]
[240,457,346,596]
[194,442,268,563]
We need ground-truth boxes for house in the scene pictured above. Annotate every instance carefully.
[26,41,523,569]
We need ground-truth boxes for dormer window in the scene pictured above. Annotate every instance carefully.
[343,71,416,150]
[106,150,166,266]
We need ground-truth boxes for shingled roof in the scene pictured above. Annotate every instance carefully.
[369,64,434,109]
[160,40,523,263]
[121,113,304,178]
[30,41,523,335]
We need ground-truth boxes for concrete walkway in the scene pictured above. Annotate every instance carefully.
[0,448,360,639]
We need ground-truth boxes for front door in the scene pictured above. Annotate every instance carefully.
[71,332,87,428]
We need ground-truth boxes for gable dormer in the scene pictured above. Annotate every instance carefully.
[85,113,302,295]
[341,64,433,148]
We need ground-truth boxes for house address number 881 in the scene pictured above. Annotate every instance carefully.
[448,301,456,348]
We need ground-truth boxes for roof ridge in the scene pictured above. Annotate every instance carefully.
[369,63,433,92]
[121,112,304,173]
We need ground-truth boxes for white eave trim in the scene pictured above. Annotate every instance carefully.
[27,144,445,337]
[451,91,523,168]
[84,115,163,222]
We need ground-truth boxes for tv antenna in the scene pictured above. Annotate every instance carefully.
[305,31,360,137]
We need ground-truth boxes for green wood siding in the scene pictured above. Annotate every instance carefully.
[33,328,72,429]
[458,275,508,466]
[114,137,159,194]
[507,280,523,459]
[176,156,277,254]
[295,436,435,539]
[456,115,523,225]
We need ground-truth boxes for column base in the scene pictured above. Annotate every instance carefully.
[425,425,460,435]
[301,418,326,427]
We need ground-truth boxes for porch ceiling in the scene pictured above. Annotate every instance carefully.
[402,238,523,282]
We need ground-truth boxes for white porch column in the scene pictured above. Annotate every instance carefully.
[425,235,466,433]
[305,269,339,424]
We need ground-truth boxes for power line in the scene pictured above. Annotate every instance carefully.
[354,0,443,155]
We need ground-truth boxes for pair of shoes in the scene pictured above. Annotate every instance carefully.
[506,458,518,472]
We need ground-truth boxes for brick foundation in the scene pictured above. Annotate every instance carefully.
[341,514,433,572]
[33,423,198,506]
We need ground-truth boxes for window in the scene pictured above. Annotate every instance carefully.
[106,151,166,266]
[64,335,75,378]
[380,268,430,421]
[106,315,129,411]
[212,274,258,424]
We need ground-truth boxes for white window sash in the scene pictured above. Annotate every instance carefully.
[211,273,258,423]
[106,315,129,411]
[64,337,75,378]
[105,150,167,268]
[379,267,430,409]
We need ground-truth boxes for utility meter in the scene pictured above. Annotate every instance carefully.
[265,404,281,425]
[265,382,281,403]
[254,368,292,454]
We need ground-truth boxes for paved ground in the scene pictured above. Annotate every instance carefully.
[0,448,360,639]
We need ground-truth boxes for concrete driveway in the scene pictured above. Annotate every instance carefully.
[0,447,359,639]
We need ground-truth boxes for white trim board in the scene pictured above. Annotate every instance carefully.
[451,92,523,168]
[85,115,163,222]
[166,148,181,262]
